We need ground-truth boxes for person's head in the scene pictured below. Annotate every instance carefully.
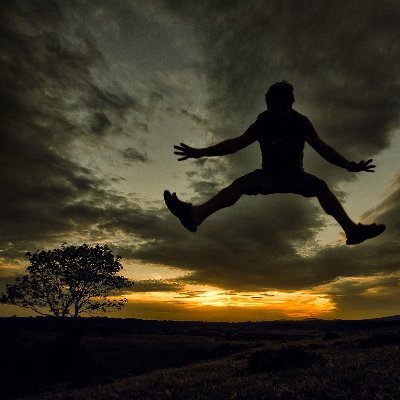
[265,81,294,116]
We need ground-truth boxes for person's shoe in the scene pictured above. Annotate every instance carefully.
[346,223,386,245]
[163,190,197,232]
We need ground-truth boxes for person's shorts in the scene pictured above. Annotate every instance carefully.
[234,169,326,198]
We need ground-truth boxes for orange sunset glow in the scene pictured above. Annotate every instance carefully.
[111,283,335,321]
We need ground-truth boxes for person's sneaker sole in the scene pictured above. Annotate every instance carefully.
[163,190,197,232]
[346,223,386,245]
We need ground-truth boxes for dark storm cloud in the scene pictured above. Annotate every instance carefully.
[321,273,400,319]
[122,147,149,163]
[165,0,400,180]
[86,85,140,114]
[133,280,183,292]
[325,275,399,297]
[178,108,208,127]
[90,112,112,135]
[0,1,143,261]
[185,158,231,202]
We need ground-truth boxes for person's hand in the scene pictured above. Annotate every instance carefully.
[173,143,203,161]
[347,159,376,172]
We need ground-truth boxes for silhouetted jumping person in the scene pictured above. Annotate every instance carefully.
[164,81,386,245]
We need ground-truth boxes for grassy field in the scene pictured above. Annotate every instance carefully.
[1,317,400,399]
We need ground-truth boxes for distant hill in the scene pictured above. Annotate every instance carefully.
[1,314,400,336]
[371,315,400,321]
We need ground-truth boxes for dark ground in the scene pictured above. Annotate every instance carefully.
[1,316,400,400]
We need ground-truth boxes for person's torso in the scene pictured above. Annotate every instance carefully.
[255,110,308,172]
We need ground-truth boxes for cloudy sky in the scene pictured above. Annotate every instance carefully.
[1,0,399,321]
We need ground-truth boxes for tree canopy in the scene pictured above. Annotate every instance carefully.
[1,244,134,317]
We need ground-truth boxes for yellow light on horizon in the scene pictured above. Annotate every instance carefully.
[120,283,336,320]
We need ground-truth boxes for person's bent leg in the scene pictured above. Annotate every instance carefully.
[309,177,385,245]
[314,180,357,236]
[191,177,249,225]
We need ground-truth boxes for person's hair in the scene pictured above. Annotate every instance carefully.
[265,81,294,109]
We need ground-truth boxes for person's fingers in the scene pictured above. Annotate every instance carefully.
[360,159,373,167]
[180,142,190,148]
[174,151,186,156]
[178,156,189,161]
[174,145,184,151]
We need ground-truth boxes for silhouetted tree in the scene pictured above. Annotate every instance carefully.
[1,244,134,318]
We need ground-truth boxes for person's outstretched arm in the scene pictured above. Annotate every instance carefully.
[307,133,376,172]
[174,128,258,161]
